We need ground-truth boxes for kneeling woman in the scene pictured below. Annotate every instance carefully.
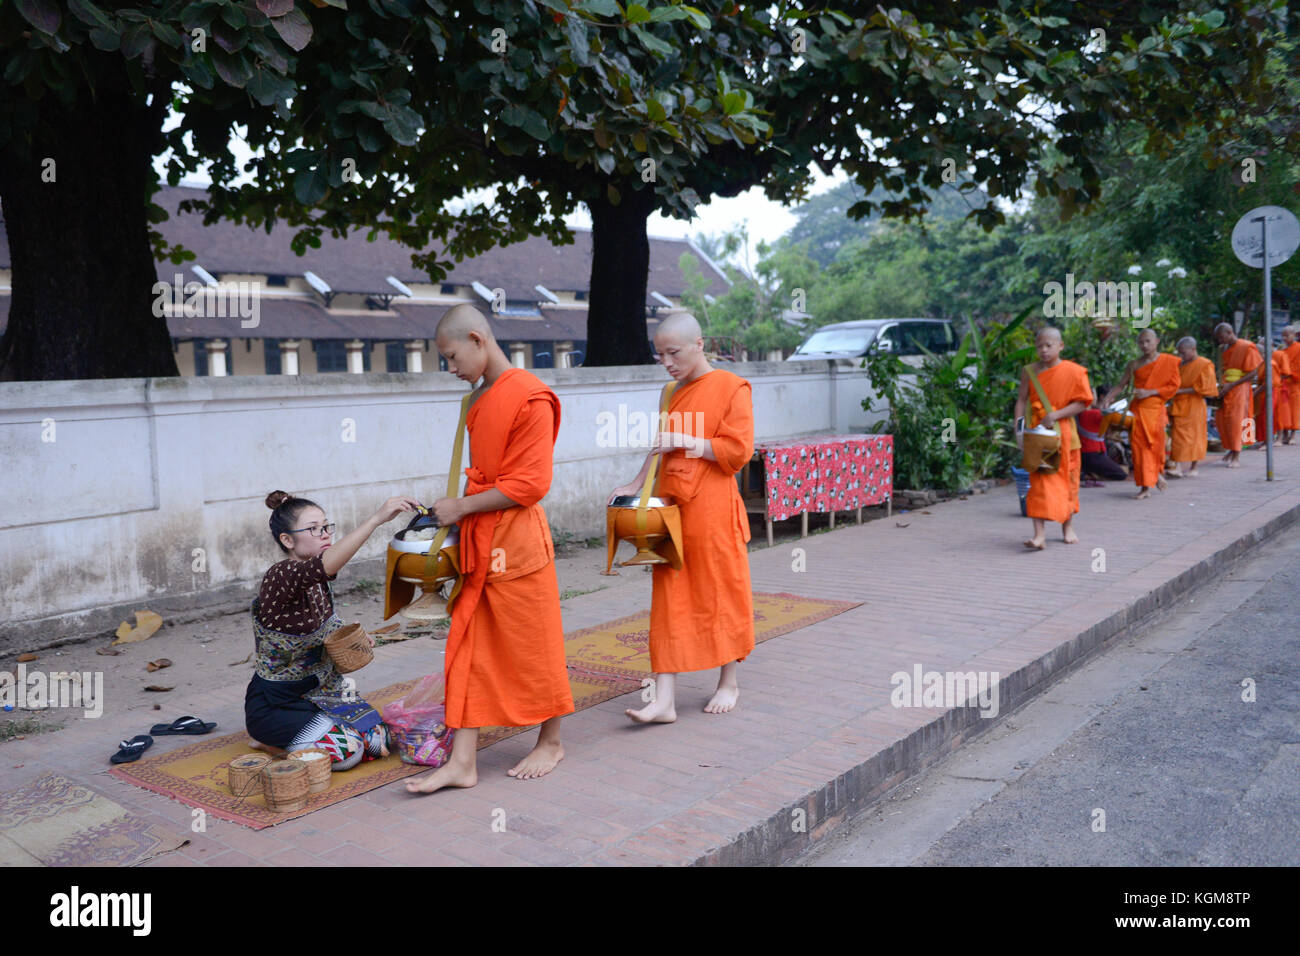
[246,489,419,769]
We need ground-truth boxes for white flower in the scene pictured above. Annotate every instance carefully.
[1156,258,1172,268]
[1167,266,1187,279]
[1142,280,1157,293]
[1127,264,1143,275]
[1153,307,1167,317]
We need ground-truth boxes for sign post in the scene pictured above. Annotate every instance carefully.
[1231,205,1300,480]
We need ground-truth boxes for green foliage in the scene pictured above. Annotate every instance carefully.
[864,309,1035,490]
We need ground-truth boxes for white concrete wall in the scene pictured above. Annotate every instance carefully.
[0,361,863,636]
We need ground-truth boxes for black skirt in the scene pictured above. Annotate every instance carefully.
[244,674,323,749]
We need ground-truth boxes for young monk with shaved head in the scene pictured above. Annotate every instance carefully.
[406,304,573,794]
[1280,326,1300,445]
[1103,329,1181,499]
[1014,327,1093,549]
[1166,336,1218,478]
[608,313,755,721]
[1213,322,1261,468]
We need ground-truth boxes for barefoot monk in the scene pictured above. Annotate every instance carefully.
[609,313,756,722]
[1213,322,1262,468]
[1167,336,1218,478]
[406,305,574,794]
[1103,329,1181,498]
[1015,327,1093,549]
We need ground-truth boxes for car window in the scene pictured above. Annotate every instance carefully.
[875,325,900,353]
[796,327,877,355]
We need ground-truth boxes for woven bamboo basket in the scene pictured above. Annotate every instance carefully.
[323,622,372,673]
[227,753,272,798]
[261,759,310,812]
[286,749,332,793]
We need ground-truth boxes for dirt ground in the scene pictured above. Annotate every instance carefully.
[0,503,906,744]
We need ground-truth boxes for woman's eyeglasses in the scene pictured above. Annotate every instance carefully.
[289,523,336,538]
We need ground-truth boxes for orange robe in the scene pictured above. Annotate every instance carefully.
[1216,339,1262,451]
[1282,342,1300,431]
[1024,360,1093,525]
[1169,356,1217,462]
[1254,349,1292,435]
[443,368,574,729]
[649,369,755,674]
[1129,353,1181,486]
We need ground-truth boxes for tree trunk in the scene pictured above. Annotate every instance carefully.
[583,182,658,366]
[0,65,176,381]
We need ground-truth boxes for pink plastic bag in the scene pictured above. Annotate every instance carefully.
[381,674,453,767]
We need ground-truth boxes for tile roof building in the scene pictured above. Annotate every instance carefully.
[0,185,732,376]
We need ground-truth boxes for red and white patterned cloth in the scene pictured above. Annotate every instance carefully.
[756,435,893,522]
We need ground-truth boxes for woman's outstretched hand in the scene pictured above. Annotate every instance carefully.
[374,496,422,524]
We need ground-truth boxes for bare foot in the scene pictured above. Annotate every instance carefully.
[1062,528,1080,544]
[1156,476,1167,492]
[507,739,564,780]
[704,684,740,714]
[1164,469,1182,479]
[626,697,676,724]
[404,760,477,794]
[1227,459,1241,469]
[1186,467,1199,478]
[1023,537,1045,550]
[1133,488,1151,499]
[248,738,286,757]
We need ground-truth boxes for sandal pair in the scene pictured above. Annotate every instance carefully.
[109,716,216,765]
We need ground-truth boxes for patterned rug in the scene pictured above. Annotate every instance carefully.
[109,592,860,829]
[0,773,188,866]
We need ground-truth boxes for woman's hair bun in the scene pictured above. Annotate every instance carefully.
[265,490,292,510]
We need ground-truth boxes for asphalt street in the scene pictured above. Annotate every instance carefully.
[796,525,1300,866]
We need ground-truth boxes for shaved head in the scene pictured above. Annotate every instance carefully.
[1213,322,1233,336]
[654,312,703,346]
[436,303,494,343]
[1035,326,1062,344]
[1177,336,1196,350]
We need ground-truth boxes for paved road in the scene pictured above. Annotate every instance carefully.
[797,528,1300,866]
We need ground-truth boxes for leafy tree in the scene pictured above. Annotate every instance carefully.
[2,0,1292,380]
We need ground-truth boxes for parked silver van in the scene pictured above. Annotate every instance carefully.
[787,318,959,361]
[787,318,960,431]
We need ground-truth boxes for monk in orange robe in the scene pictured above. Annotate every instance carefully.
[1103,329,1181,498]
[1213,322,1262,468]
[1252,338,1291,441]
[406,305,574,793]
[1166,336,1218,477]
[609,313,755,721]
[1015,327,1093,550]
[1280,326,1300,444]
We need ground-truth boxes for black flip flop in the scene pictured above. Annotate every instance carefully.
[110,735,153,765]
[148,715,217,736]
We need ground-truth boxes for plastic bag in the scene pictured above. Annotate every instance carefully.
[381,674,453,767]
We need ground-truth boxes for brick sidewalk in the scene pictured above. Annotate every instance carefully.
[5,448,1299,866]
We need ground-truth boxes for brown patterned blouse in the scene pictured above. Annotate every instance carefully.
[255,554,336,636]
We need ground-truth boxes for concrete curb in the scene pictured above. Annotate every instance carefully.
[694,500,1300,867]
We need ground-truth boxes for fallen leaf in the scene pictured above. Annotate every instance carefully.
[921,510,932,514]
[114,610,163,645]
[152,704,161,711]
[895,522,910,528]
[227,652,253,667]
[372,623,401,636]
[95,646,120,657]
[145,658,173,672]
[16,653,38,663]
[144,685,174,692]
